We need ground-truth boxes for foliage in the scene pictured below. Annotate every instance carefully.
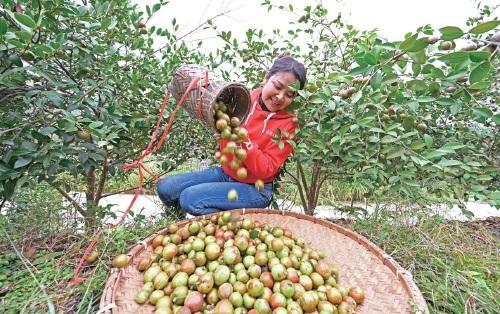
[0,0,215,224]
[208,1,500,214]
[0,184,173,313]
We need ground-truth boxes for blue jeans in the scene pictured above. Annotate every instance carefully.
[156,166,273,216]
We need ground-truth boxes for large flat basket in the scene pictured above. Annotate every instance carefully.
[99,209,428,313]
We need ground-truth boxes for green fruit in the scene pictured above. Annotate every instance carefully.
[85,251,98,264]
[144,265,162,282]
[214,265,231,285]
[112,254,129,268]
[77,130,91,140]
[236,167,248,179]
[188,222,201,235]
[154,271,170,289]
[227,189,238,202]
[247,278,264,297]
[149,289,165,305]
[171,286,188,305]
[135,290,150,304]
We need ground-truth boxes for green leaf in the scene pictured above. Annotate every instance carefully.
[402,117,415,130]
[469,20,500,34]
[381,135,398,144]
[407,50,426,64]
[469,51,491,62]
[439,26,464,40]
[441,142,465,150]
[101,17,112,29]
[424,134,433,148]
[469,61,491,84]
[417,96,435,103]
[146,5,151,16]
[351,91,362,104]
[435,97,454,106]
[423,149,448,159]
[438,159,463,166]
[89,121,104,128]
[450,103,462,115]
[39,127,57,135]
[493,114,500,124]
[473,107,493,119]
[153,3,161,13]
[14,13,36,29]
[439,52,469,65]
[387,148,404,159]
[407,80,427,91]
[469,81,490,90]
[399,33,418,50]
[370,72,383,90]
[14,158,32,169]
[405,37,429,52]
[0,17,7,35]
[363,53,377,65]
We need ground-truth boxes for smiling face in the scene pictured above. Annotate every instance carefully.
[261,71,298,112]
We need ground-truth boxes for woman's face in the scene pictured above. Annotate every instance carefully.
[261,71,297,112]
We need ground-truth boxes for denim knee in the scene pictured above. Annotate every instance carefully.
[156,178,176,204]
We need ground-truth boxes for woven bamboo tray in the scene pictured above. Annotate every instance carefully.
[99,209,428,314]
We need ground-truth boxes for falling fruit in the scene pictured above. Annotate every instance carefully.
[236,167,248,179]
[254,179,264,191]
[227,189,238,202]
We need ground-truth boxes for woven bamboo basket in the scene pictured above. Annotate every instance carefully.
[168,64,250,131]
[99,209,428,314]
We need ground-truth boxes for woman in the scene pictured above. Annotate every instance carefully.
[157,55,306,216]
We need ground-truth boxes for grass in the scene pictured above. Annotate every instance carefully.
[1,184,498,313]
[343,212,500,314]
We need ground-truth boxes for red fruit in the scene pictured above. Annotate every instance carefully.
[348,286,365,304]
[184,291,204,312]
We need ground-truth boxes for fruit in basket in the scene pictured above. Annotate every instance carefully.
[131,212,363,313]
[137,256,152,271]
[348,286,365,304]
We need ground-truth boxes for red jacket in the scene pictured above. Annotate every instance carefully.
[220,88,297,184]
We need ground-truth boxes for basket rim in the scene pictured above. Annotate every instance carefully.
[99,208,429,314]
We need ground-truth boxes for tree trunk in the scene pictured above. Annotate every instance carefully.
[294,159,325,216]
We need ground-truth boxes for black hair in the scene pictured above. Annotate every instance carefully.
[267,54,307,90]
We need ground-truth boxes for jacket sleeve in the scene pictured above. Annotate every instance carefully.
[242,126,295,179]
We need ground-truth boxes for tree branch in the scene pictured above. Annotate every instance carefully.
[46,180,86,217]
[94,154,108,203]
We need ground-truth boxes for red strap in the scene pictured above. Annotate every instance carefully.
[68,74,203,287]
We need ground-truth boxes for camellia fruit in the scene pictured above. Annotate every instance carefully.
[254,179,264,191]
[230,117,241,127]
[112,254,129,268]
[236,167,248,179]
[227,189,238,202]
[235,148,247,161]
[348,286,365,304]
[86,251,98,264]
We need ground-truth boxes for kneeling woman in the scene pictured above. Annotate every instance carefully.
[157,55,306,216]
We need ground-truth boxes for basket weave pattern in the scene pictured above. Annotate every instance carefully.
[168,64,250,131]
[100,209,428,314]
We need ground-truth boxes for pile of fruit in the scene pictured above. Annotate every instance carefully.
[211,101,264,201]
[113,212,365,314]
